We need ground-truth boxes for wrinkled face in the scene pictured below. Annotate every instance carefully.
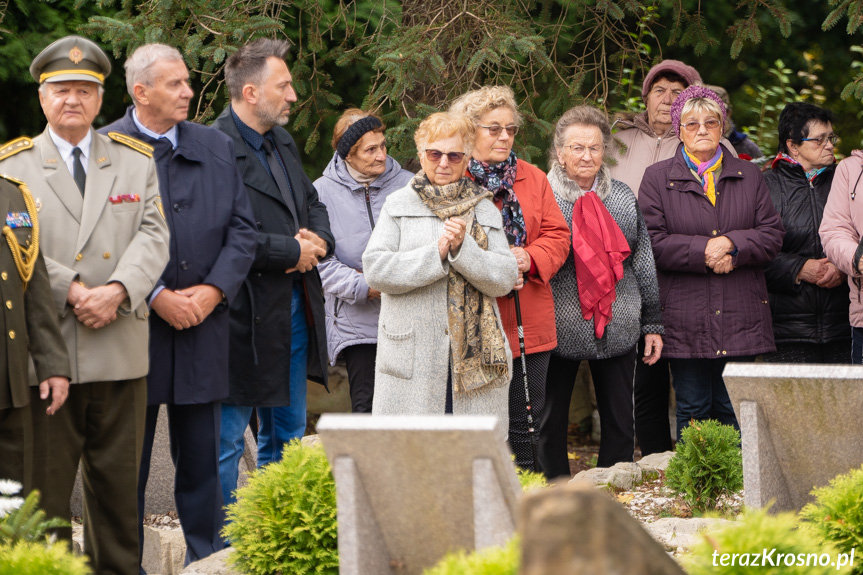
[419,134,469,186]
[679,110,723,162]
[39,80,102,141]
[345,131,387,177]
[645,78,686,134]
[254,57,297,130]
[137,59,194,131]
[472,107,517,164]
[791,120,836,172]
[557,124,604,188]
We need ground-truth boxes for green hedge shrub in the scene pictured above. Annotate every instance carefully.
[684,508,852,575]
[801,464,863,574]
[0,540,91,575]
[0,489,69,544]
[223,441,338,575]
[423,537,519,575]
[665,419,743,513]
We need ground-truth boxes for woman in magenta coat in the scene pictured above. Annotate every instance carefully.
[638,85,784,440]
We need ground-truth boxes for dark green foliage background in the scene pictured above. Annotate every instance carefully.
[2,0,863,180]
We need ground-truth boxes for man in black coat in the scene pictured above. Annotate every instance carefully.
[101,44,256,570]
[212,38,333,508]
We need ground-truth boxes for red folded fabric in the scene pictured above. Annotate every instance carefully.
[571,191,631,338]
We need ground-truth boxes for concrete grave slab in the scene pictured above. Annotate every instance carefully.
[317,414,521,575]
[519,481,686,575]
[723,363,863,512]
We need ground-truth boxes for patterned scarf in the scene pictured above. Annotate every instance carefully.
[412,173,510,395]
[468,151,526,246]
[683,146,723,206]
[772,152,828,183]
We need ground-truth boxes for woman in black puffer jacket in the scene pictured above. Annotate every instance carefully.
[763,103,850,363]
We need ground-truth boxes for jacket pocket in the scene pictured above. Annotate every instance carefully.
[377,322,415,380]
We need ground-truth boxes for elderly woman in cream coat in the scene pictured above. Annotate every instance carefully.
[362,112,519,426]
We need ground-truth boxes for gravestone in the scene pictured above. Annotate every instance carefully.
[317,414,521,575]
[519,481,686,575]
[723,363,863,512]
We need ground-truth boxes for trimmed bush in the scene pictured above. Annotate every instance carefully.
[684,508,852,575]
[801,464,863,574]
[0,540,91,575]
[223,441,338,575]
[665,419,743,513]
[423,537,519,575]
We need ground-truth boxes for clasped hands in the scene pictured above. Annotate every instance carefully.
[151,284,223,330]
[705,236,735,275]
[437,217,524,291]
[800,257,843,288]
[286,228,327,274]
[68,281,127,330]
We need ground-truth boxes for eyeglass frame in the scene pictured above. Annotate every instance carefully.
[681,118,723,133]
[563,144,604,156]
[423,149,467,164]
[800,134,839,146]
[477,124,519,137]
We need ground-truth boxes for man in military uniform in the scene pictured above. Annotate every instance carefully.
[0,36,169,575]
[0,174,70,494]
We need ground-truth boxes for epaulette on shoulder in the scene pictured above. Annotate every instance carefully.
[107,132,154,158]
[0,137,34,161]
[0,173,25,186]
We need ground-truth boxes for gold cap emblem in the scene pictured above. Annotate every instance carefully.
[69,46,84,64]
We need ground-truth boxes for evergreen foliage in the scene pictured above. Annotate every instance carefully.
[0,489,69,545]
[800,464,863,575]
[665,420,743,513]
[684,508,852,575]
[0,541,92,575]
[223,441,339,575]
[422,536,519,575]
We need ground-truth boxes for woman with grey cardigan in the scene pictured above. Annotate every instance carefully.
[315,109,413,413]
[538,106,664,477]
[362,112,519,426]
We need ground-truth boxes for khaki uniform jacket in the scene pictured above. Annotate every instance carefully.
[0,128,170,384]
[0,176,70,409]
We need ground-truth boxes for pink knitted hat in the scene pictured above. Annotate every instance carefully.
[670,85,728,138]
[641,60,703,97]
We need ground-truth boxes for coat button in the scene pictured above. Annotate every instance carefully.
[712,230,717,236]
[75,253,83,261]
[716,350,721,355]
[254,316,261,324]
[181,261,189,270]
[722,350,727,355]
[8,330,14,340]
[173,203,180,211]
[0,272,6,281]
[255,272,262,277]
[256,221,263,229]
[103,252,111,259]
[669,182,674,187]
[715,309,721,315]
[5,301,11,309]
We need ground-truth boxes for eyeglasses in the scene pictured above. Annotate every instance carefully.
[564,144,603,156]
[424,149,466,163]
[478,124,519,137]
[801,134,839,146]
[682,119,722,132]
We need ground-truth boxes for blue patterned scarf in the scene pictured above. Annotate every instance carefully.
[468,151,526,247]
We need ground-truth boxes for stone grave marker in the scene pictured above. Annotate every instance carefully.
[317,414,521,575]
[723,363,863,512]
[520,481,686,575]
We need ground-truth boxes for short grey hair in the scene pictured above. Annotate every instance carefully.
[224,38,291,101]
[550,105,612,164]
[124,44,184,102]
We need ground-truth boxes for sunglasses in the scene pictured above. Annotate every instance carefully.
[681,119,722,133]
[424,149,466,163]
[478,124,519,137]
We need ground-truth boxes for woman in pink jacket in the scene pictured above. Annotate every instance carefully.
[820,150,863,362]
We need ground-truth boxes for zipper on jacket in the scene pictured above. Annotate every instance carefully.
[363,185,376,230]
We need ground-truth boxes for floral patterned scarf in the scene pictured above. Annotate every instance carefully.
[468,151,526,246]
[412,173,510,395]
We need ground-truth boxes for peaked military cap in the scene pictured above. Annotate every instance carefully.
[30,35,111,85]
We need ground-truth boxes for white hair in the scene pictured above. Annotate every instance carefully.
[124,44,184,103]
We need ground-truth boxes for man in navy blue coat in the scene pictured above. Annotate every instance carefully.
[101,44,256,571]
